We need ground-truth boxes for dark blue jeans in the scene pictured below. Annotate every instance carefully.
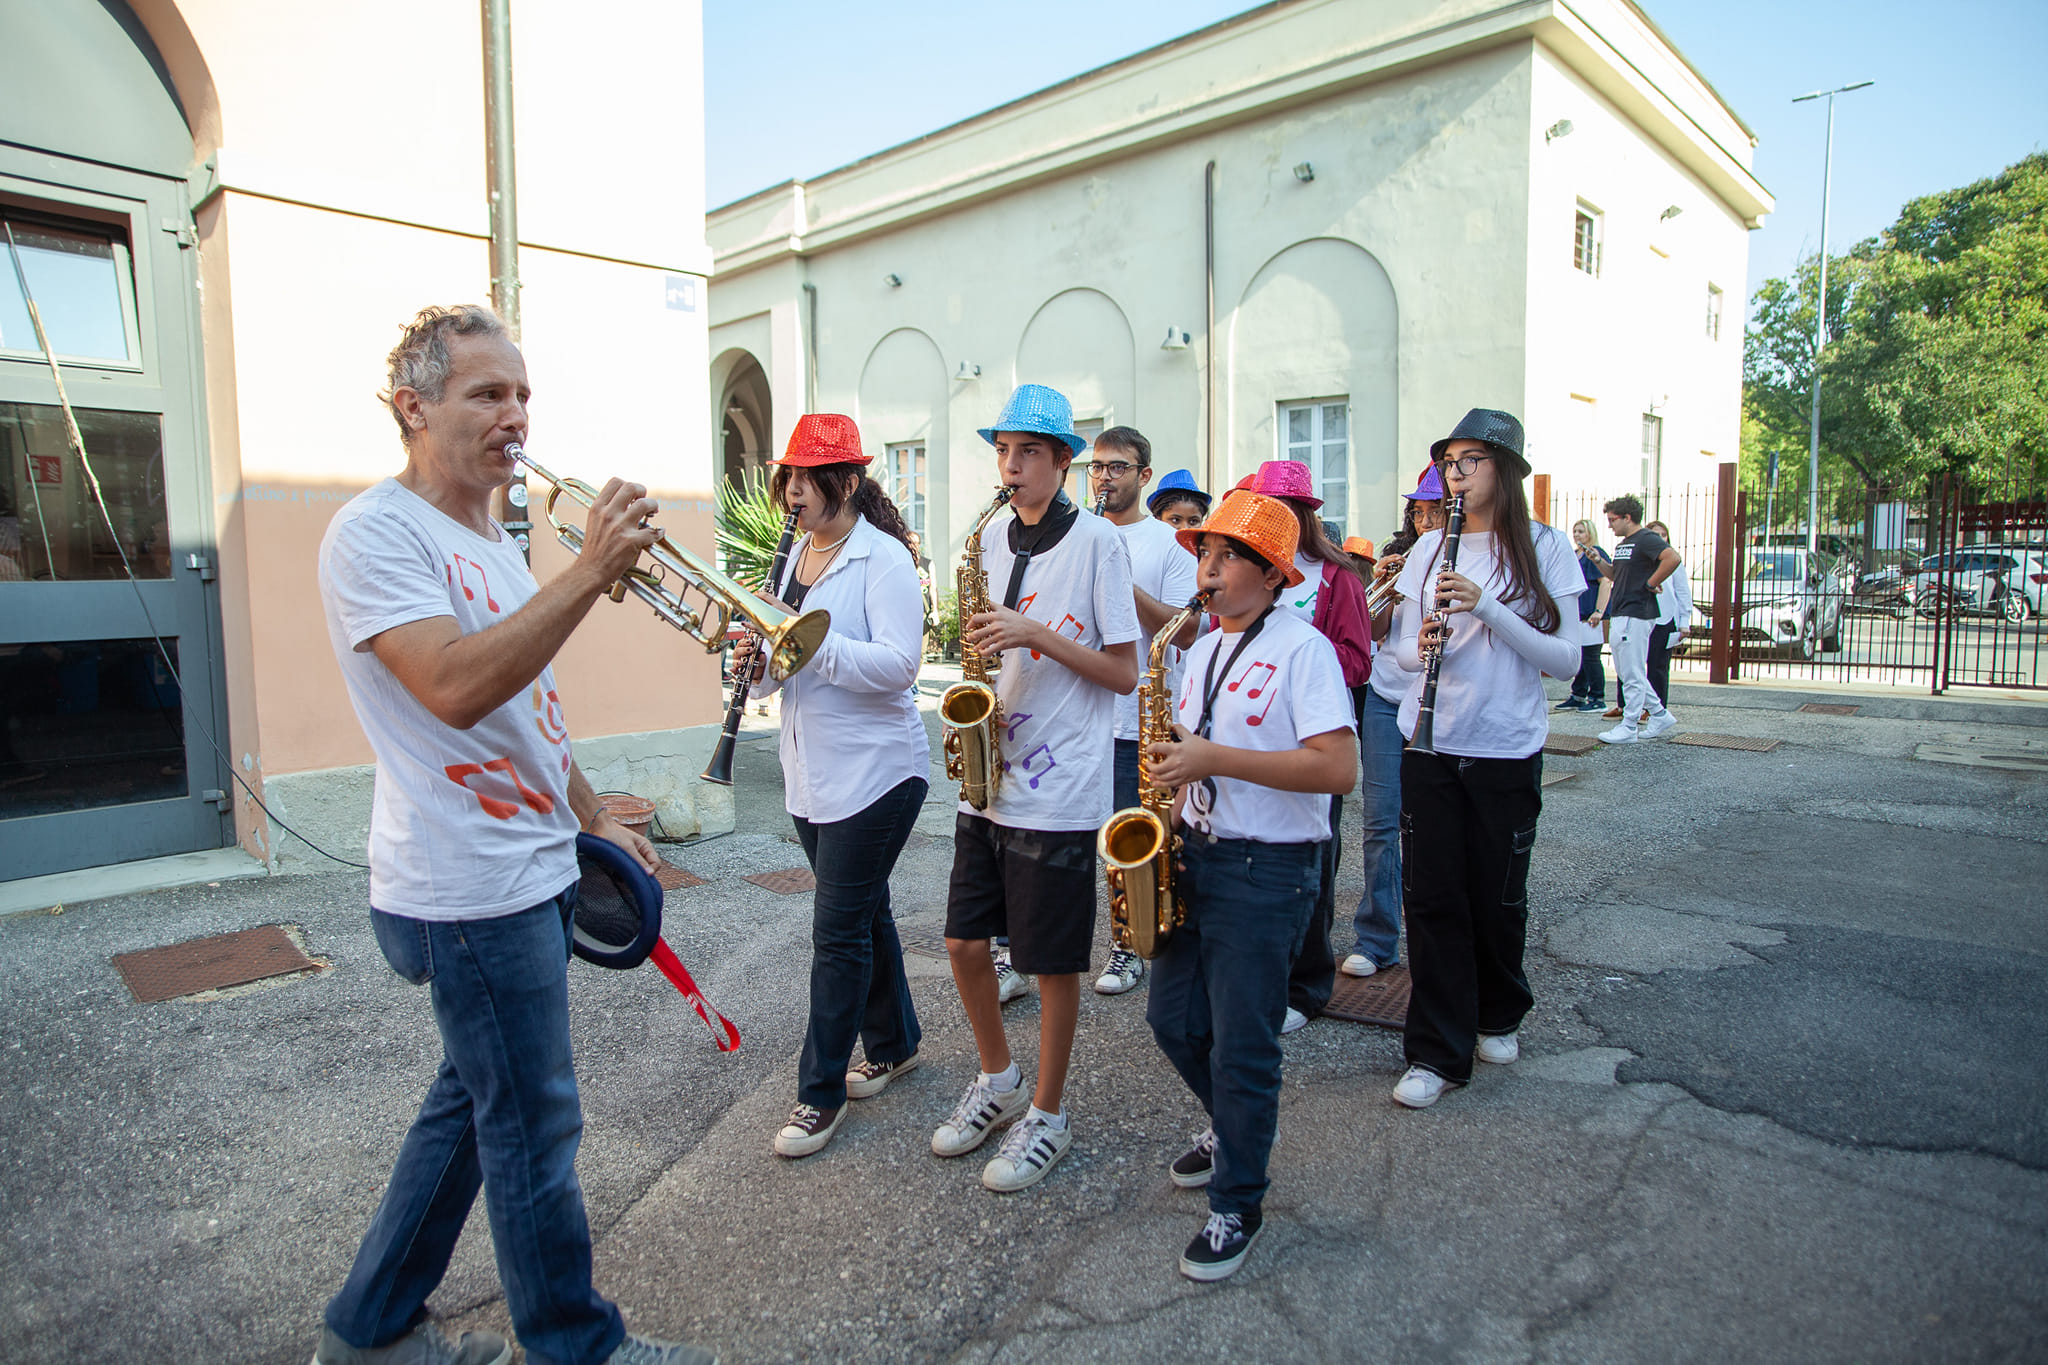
[1147,834,1318,1215]
[1113,737,1142,813]
[328,889,624,1365]
[793,776,927,1108]
[1350,687,1404,966]
[1571,641,1606,702]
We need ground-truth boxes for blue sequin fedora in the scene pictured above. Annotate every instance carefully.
[978,384,1089,458]
[1146,467,1211,512]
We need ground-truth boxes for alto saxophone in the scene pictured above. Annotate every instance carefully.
[1098,590,1210,958]
[941,486,1014,809]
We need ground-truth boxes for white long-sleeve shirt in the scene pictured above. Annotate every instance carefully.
[1655,560,1695,632]
[751,516,931,822]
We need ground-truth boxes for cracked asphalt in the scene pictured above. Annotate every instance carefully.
[2,673,2044,1363]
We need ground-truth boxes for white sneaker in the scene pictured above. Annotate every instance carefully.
[1476,1032,1520,1065]
[1598,723,1639,745]
[1340,954,1378,978]
[981,1111,1072,1192]
[1392,1065,1453,1109]
[931,1073,1027,1157]
[1281,1007,1308,1035]
[1094,947,1145,995]
[993,947,1031,1004]
[1640,711,1678,740]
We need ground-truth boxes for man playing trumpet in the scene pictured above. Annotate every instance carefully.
[315,305,712,1365]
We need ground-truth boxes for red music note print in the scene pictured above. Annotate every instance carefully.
[444,756,556,819]
[1236,660,1281,726]
[450,554,501,613]
[1229,660,1276,698]
[1017,743,1057,790]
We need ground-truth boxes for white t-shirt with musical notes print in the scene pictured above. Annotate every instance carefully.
[320,478,579,920]
[966,507,1140,832]
[1174,609,1353,845]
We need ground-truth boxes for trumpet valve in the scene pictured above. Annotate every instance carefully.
[608,580,628,604]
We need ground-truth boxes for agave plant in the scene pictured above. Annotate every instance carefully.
[713,467,786,590]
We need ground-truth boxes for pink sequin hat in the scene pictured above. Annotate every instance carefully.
[1246,459,1322,509]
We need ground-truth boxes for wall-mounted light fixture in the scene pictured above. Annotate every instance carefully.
[1544,119,1574,143]
[1292,162,1315,183]
[883,273,903,287]
[954,362,981,381]
[725,402,745,416]
[1659,205,1684,221]
[1161,327,1191,351]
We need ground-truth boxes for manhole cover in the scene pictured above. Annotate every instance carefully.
[113,925,317,1003]
[1540,770,1577,788]
[744,867,817,895]
[654,860,706,891]
[1670,732,1783,753]
[1798,703,1860,716]
[1322,963,1411,1029]
[1544,733,1602,756]
[895,924,950,960]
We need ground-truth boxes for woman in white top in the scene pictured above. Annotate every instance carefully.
[1644,520,1695,709]
[1388,409,1582,1110]
[742,414,932,1159]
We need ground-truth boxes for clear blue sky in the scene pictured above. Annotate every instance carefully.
[705,0,2048,307]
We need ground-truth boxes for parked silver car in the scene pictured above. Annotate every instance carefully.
[1738,548,1848,659]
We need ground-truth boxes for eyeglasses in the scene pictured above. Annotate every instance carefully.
[1090,461,1139,479]
[1441,453,1493,476]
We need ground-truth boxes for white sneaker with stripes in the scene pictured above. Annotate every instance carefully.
[980,1111,1072,1192]
[931,1074,1027,1158]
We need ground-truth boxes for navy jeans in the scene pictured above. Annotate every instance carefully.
[1147,834,1318,1215]
[327,889,624,1365]
[1349,687,1404,966]
[793,776,927,1108]
[1571,640,1606,703]
[1113,737,1141,814]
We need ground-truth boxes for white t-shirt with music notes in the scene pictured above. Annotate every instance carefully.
[1174,609,1353,844]
[966,507,1140,831]
[319,478,579,920]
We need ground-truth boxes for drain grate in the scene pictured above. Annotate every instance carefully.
[1543,733,1602,756]
[1798,703,1860,716]
[1670,732,1783,753]
[744,867,817,895]
[895,925,951,960]
[654,860,706,891]
[1540,770,1578,788]
[113,925,317,1003]
[1322,963,1411,1030]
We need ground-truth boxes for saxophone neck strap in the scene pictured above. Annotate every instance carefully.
[1195,605,1275,740]
[1001,490,1078,611]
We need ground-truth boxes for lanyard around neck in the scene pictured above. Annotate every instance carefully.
[1196,605,1274,740]
[1001,490,1077,610]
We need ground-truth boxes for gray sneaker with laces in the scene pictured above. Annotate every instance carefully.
[1093,946,1145,995]
[993,947,1031,1003]
[981,1111,1072,1192]
[931,1073,1027,1157]
[312,1322,510,1365]
[604,1332,719,1365]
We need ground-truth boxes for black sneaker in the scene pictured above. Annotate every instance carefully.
[1180,1209,1263,1282]
[1554,695,1587,711]
[772,1102,843,1157]
[1169,1128,1216,1188]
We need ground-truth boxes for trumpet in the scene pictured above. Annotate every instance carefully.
[1365,570,1402,615]
[511,445,830,683]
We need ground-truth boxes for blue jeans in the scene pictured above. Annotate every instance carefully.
[1147,834,1318,1215]
[793,776,928,1108]
[327,890,623,1365]
[1113,738,1141,814]
[1349,688,1404,967]
[1571,641,1606,702]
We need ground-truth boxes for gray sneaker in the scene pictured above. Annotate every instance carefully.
[993,947,1032,1003]
[605,1333,719,1365]
[312,1323,511,1365]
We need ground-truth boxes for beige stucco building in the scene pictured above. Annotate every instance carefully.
[707,0,1770,573]
[2,1,719,882]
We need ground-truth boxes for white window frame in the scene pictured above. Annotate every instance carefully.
[1640,413,1664,505]
[1065,417,1108,506]
[882,441,926,538]
[1706,282,1725,340]
[1278,397,1350,539]
[1573,202,1603,278]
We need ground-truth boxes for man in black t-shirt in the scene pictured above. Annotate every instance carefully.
[1596,495,1681,744]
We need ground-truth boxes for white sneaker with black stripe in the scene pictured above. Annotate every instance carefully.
[1094,946,1145,995]
[981,1110,1072,1191]
[993,947,1031,1004]
[931,1073,1027,1157]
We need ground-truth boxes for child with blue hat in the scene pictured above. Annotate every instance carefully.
[1147,469,1211,532]
[935,383,1142,1194]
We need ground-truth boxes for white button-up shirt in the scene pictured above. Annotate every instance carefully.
[752,515,931,822]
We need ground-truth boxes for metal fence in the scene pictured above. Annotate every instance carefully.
[1539,468,2048,694]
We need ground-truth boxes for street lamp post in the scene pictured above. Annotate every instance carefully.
[1792,79,1873,555]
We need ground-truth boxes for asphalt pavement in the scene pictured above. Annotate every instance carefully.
[2,670,2045,1363]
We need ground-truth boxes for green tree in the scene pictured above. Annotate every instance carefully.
[1742,152,2048,494]
[713,468,788,590]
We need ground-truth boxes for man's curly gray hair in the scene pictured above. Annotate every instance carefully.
[380,304,509,444]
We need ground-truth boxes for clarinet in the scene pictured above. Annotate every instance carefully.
[699,511,800,785]
[1408,492,1466,755]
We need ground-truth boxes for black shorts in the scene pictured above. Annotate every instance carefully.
[945,813,1098,975]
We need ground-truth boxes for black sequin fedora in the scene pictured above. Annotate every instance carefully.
[1430,408,1529,478]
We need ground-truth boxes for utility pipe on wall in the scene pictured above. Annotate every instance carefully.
[482,0,528,558]
[1203,160,1217,495]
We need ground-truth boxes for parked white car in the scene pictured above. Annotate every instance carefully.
[1737,548,1848,659]
[1908,545,2048,624]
